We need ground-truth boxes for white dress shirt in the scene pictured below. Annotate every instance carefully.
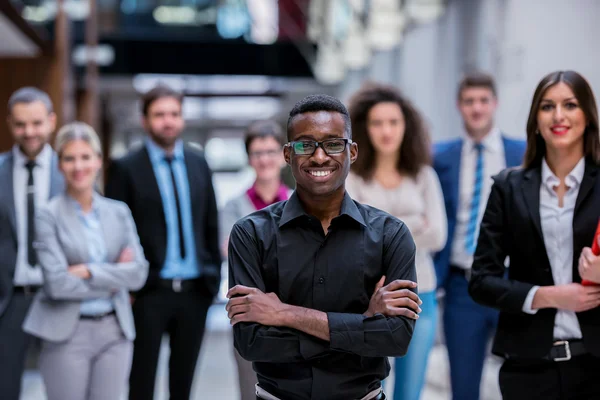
[522,157,585,340]
[450,127,506,269]
[12,144,52,286]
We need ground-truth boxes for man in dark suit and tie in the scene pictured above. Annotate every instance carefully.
[105,84,221,400]
[0,87,64,400]
[433,72,526,400]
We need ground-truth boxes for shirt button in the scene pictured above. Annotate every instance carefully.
[318,277,325,284]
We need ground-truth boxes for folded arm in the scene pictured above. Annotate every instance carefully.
[228,221,418,360]
[87,204,149,291]
[35,207,112,300]
[227,223,331,363]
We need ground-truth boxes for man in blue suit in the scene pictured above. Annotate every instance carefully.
[433,72,525,400]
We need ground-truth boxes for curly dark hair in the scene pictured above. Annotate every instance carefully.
[348,82,431,179]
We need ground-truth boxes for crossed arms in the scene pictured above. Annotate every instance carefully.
[226,223,421,363]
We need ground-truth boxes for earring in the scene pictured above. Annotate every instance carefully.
[535,129,540,135]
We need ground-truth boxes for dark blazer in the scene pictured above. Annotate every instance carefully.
[468,158,600,359]
[0,150,64,316]
[104,145,221,296]
[433,136,526,288]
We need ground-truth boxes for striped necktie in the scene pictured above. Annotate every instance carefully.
[465,142,484,254]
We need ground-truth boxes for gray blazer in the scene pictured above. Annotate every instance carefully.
[0,150,64,317]
[23,193,149,342]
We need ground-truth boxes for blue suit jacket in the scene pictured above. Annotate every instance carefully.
[432,136,526,289]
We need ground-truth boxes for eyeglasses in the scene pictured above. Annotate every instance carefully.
[248,149,281,159]
[287,138,352,156]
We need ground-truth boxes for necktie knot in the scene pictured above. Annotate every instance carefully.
[164,155,174,165]
[474,142,484,152]
[25,160,36,171]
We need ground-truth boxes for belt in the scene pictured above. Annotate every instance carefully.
[158,278,200,293]
[255,384,384,400]
[13,285,41,295]
[450,265,471,281]
[544,340,588,362]
[80,310,116,321]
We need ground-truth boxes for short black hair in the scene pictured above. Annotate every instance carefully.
[286,94,351,140]
[141,83,184,116]
[244,120,284,154]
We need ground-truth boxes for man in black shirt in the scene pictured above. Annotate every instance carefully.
[226,94,421,400]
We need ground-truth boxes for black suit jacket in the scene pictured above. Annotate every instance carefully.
[469,158,600,359]
[104,145,221,296]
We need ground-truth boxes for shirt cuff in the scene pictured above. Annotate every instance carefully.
[327,312,366,352]
[522,285,541,314]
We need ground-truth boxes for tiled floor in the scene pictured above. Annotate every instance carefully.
[21,303,502,400]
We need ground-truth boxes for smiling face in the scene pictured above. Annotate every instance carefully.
[8,100,56,159]
[59,139,103,194]
[284,111,358,197]
[537,82,587,156]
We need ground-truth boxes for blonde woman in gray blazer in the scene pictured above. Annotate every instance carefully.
[23,122,149,400]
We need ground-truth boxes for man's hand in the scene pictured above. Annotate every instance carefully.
[118,247,134,263]
[226,285,288,326]
[68,264,91,279]
[579,246,600,284]
[364,276,422,319]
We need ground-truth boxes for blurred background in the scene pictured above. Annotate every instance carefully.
[1,0,599,398]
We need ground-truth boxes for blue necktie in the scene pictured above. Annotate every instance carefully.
[465,143,484,254]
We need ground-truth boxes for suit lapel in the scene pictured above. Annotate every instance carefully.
[140,146,164,210]
[575,159,598,215]
[521,166,544,242]
[447,141,462,220]
[48,152,65,199]
[58,194,89,262]
[184,148,200,214]
[0,153,17,242]
[96,195,120,262]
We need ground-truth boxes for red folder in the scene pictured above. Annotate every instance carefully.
[581,218,600,286]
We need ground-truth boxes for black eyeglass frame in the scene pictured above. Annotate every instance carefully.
[286,138,353,156]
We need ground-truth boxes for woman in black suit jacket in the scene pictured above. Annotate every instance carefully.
[469,70,600,400]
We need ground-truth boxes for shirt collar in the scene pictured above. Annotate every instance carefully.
[145,137,184,164]
[12,143,52,169]
[279,191,366,228]
[463,126,502,153]
[67,191,101,216]
[541,156,586,188]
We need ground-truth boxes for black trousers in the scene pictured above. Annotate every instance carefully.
[0,292,34,400]
[128,285,213,400]
[499,354,600,400]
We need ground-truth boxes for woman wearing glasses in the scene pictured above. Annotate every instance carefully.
[345,82,447,400]
[469,71,600,398]
[220,120,291,400]
[23,122,148,400]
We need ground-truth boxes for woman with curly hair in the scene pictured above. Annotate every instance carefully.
[346,82,447,400]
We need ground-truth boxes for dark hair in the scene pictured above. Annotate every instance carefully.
[141,84,184,116]
[348,82,431,179]
[244,120,284,154]
[8,87,54,114]
[457,71,497,101]
[523,70,600,168]
[287,94,351,140]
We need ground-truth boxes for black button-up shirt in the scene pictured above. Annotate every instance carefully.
[228,191,416,400]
